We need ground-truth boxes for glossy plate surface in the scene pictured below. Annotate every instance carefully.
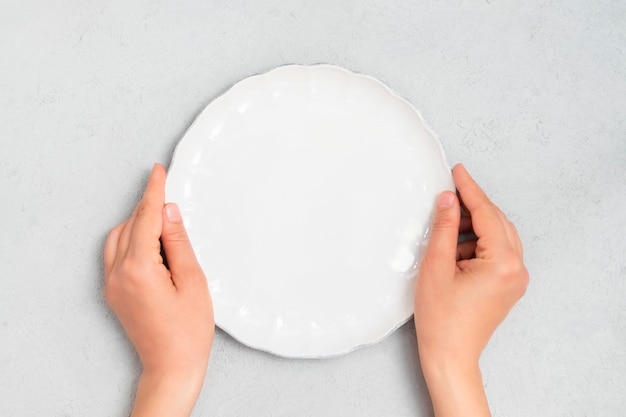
[165,65,453,358]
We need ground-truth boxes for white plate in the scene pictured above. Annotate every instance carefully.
[165,65,453,358]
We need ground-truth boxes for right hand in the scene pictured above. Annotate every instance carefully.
[414,164,529,416]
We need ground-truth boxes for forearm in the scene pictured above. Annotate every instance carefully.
[131,368,205,417]
[419,350,491,417]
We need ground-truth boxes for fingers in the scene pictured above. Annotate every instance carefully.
[452,164,493,215]
[453,164,526,264]
[456,240,477,261]
[452,164,511,246]
[422,191,461,275]
[128,164,167,258]
[117,215,136,259]
[161,203,203,288]
[104,223,125,275]
[505,220,524,258]
[459,215,473,234]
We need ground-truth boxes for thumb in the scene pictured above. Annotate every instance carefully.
[422,191,461,272]
[161,203,202,286]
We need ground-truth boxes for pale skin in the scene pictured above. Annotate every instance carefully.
[104,163,528,417]
[415,164,529,417]
[104,164,214,417]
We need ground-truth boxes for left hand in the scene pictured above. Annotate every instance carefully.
[104,163,214,417]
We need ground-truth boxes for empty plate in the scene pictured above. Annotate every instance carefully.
[165,64,453,358]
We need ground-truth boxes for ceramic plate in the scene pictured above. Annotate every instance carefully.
[165,65,453,358]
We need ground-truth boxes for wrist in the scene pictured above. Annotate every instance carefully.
[131,366,207,417]
[419,346,478,377]
[420,353,482,389]
[418,346,491,417]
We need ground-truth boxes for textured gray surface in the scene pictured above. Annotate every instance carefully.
[1,1,625,416]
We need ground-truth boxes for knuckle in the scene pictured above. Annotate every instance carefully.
[492,206,507,220]
[135,202,150,220]
[508,220,521,238]
[118,259,137,278]
[106,224,122,242]
[105,229,115,243]
[431,215,457,233]
[496,253,529,295]
[103,279,118,307]
[163,227,189,243]
[117,256,148,282]
[419,255,437,273]
[518,266,530,295]
[419,254,451,278]
[104,260,147,305]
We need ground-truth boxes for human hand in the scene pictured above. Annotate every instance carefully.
[414,164,528,416]
[104,164,214,417]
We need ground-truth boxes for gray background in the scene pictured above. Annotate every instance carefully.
[1,0,624,416]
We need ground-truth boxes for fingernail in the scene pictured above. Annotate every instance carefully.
[437,191,455,209]
[165,203,182,222]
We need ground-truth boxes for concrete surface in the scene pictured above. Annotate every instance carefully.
[1,0,624,416]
